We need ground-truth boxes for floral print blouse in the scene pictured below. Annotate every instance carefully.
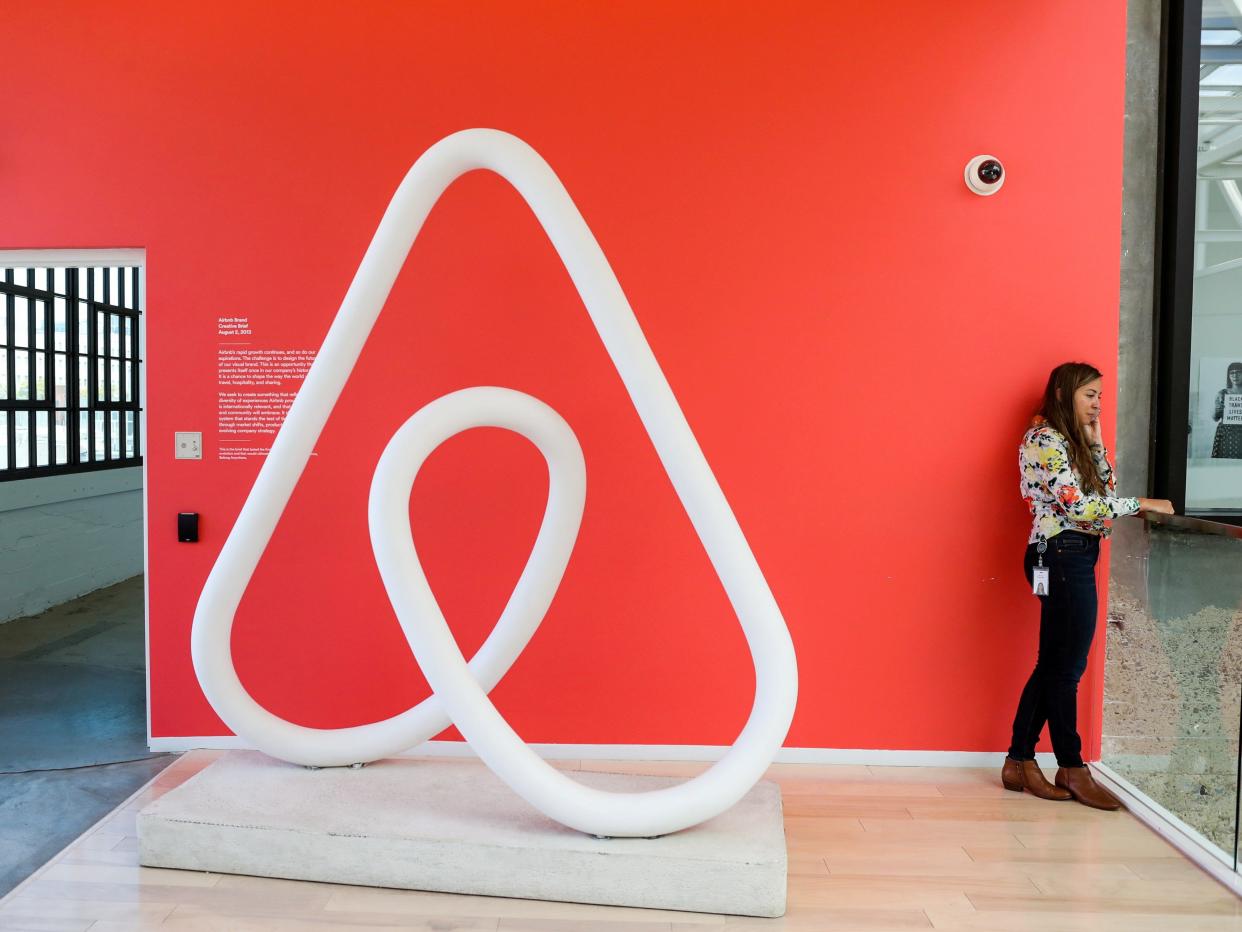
[1019,417,1140,544]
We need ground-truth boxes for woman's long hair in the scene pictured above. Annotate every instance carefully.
[1037,362,1105,496]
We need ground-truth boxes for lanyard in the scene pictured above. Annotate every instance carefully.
[1032,539,1051,596]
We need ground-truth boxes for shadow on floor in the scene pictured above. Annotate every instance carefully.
[0,576,174,897]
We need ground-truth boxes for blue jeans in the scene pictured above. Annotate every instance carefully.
[1007,531,1100,768]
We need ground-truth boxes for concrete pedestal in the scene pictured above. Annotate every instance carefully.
[137,752,787,917]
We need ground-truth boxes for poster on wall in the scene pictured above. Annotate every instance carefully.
[1186,356,1242,513]
[216,315,317,461]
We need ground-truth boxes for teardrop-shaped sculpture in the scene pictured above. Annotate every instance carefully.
[192,129,798,837]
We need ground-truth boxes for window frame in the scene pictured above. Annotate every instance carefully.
[1152,0,1242,523]
[0,252,145,481]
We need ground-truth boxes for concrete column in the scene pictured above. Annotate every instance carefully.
[1116,0,1163,497]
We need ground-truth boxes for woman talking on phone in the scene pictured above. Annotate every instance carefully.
[1002,362,1174,809]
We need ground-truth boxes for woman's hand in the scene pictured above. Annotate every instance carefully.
[1083,417,1103,447]
[1138,498,1175,515]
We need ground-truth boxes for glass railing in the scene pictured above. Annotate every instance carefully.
[1101,512,1242,869]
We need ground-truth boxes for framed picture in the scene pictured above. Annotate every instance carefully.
[1186,356,1242,513]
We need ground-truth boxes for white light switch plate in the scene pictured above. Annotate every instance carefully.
[175,432,203,460]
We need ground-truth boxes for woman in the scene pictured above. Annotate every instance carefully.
[1210,362,1242,459]
[1002,362,1173,809]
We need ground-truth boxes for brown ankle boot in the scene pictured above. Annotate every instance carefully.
[1020,760,1072,800]
[1055,765,1122,810]
[1001,757,1072,800]
[1001,757,1024,791]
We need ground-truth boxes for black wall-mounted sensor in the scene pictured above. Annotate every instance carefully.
[178,512,199,543]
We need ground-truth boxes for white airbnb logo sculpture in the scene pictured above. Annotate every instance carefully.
[191,129,798,838]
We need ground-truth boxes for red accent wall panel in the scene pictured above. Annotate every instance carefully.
[0,2,1129,758]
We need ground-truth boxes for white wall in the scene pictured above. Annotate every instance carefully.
[0,468,142,622]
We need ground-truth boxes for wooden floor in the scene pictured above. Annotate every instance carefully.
[1,752,1239,931]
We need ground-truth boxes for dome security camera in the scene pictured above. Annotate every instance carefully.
[965,155,1005,195]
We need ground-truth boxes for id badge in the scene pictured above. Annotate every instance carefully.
[1032,566,1050,597]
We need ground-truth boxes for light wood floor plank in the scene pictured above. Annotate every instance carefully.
[166,904,502,931]
[11,878,332,911]
[818,871,1041,897]
[1028,874,1242,906]
[782,799,915,819]
[866,767,994,784]
[788,876,976,912]
[820,843,977,867]
[498,920,670,932]
[965,844,1179,863]
[1124,857,1220,881]
[690,907,935,930]
[936,782,1044,798]
[925,905,1242,931]
[968,889,1242,916]
[904,799,1127,822]
[0,919,92,932]
[783,814,868,836]
[0,898,174,924]
[779,780,944,798]
[826,856,1139,883]
[765,764,877,781]
[324,888,716,924]
[122,886,500,929]
[36,863,218,887]
[864,817,1155,838]
[60,848,156,867]
[69,832,127,853]
[1011,831,1179,854]
[786,854,830,877]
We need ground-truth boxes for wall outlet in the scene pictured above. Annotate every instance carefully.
[174,432,203,460]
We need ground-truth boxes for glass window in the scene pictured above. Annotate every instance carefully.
[54,298,67,351]
[14,411,28,468]
[54,411,67,465]
[1186,2,1242,514]
[0,264,142,479]
[14,297,28,347]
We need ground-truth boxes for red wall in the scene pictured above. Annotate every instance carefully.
[1,2,1129,756]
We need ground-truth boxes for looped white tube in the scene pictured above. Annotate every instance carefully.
[191,128,798,837]
[191,386,583,767]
